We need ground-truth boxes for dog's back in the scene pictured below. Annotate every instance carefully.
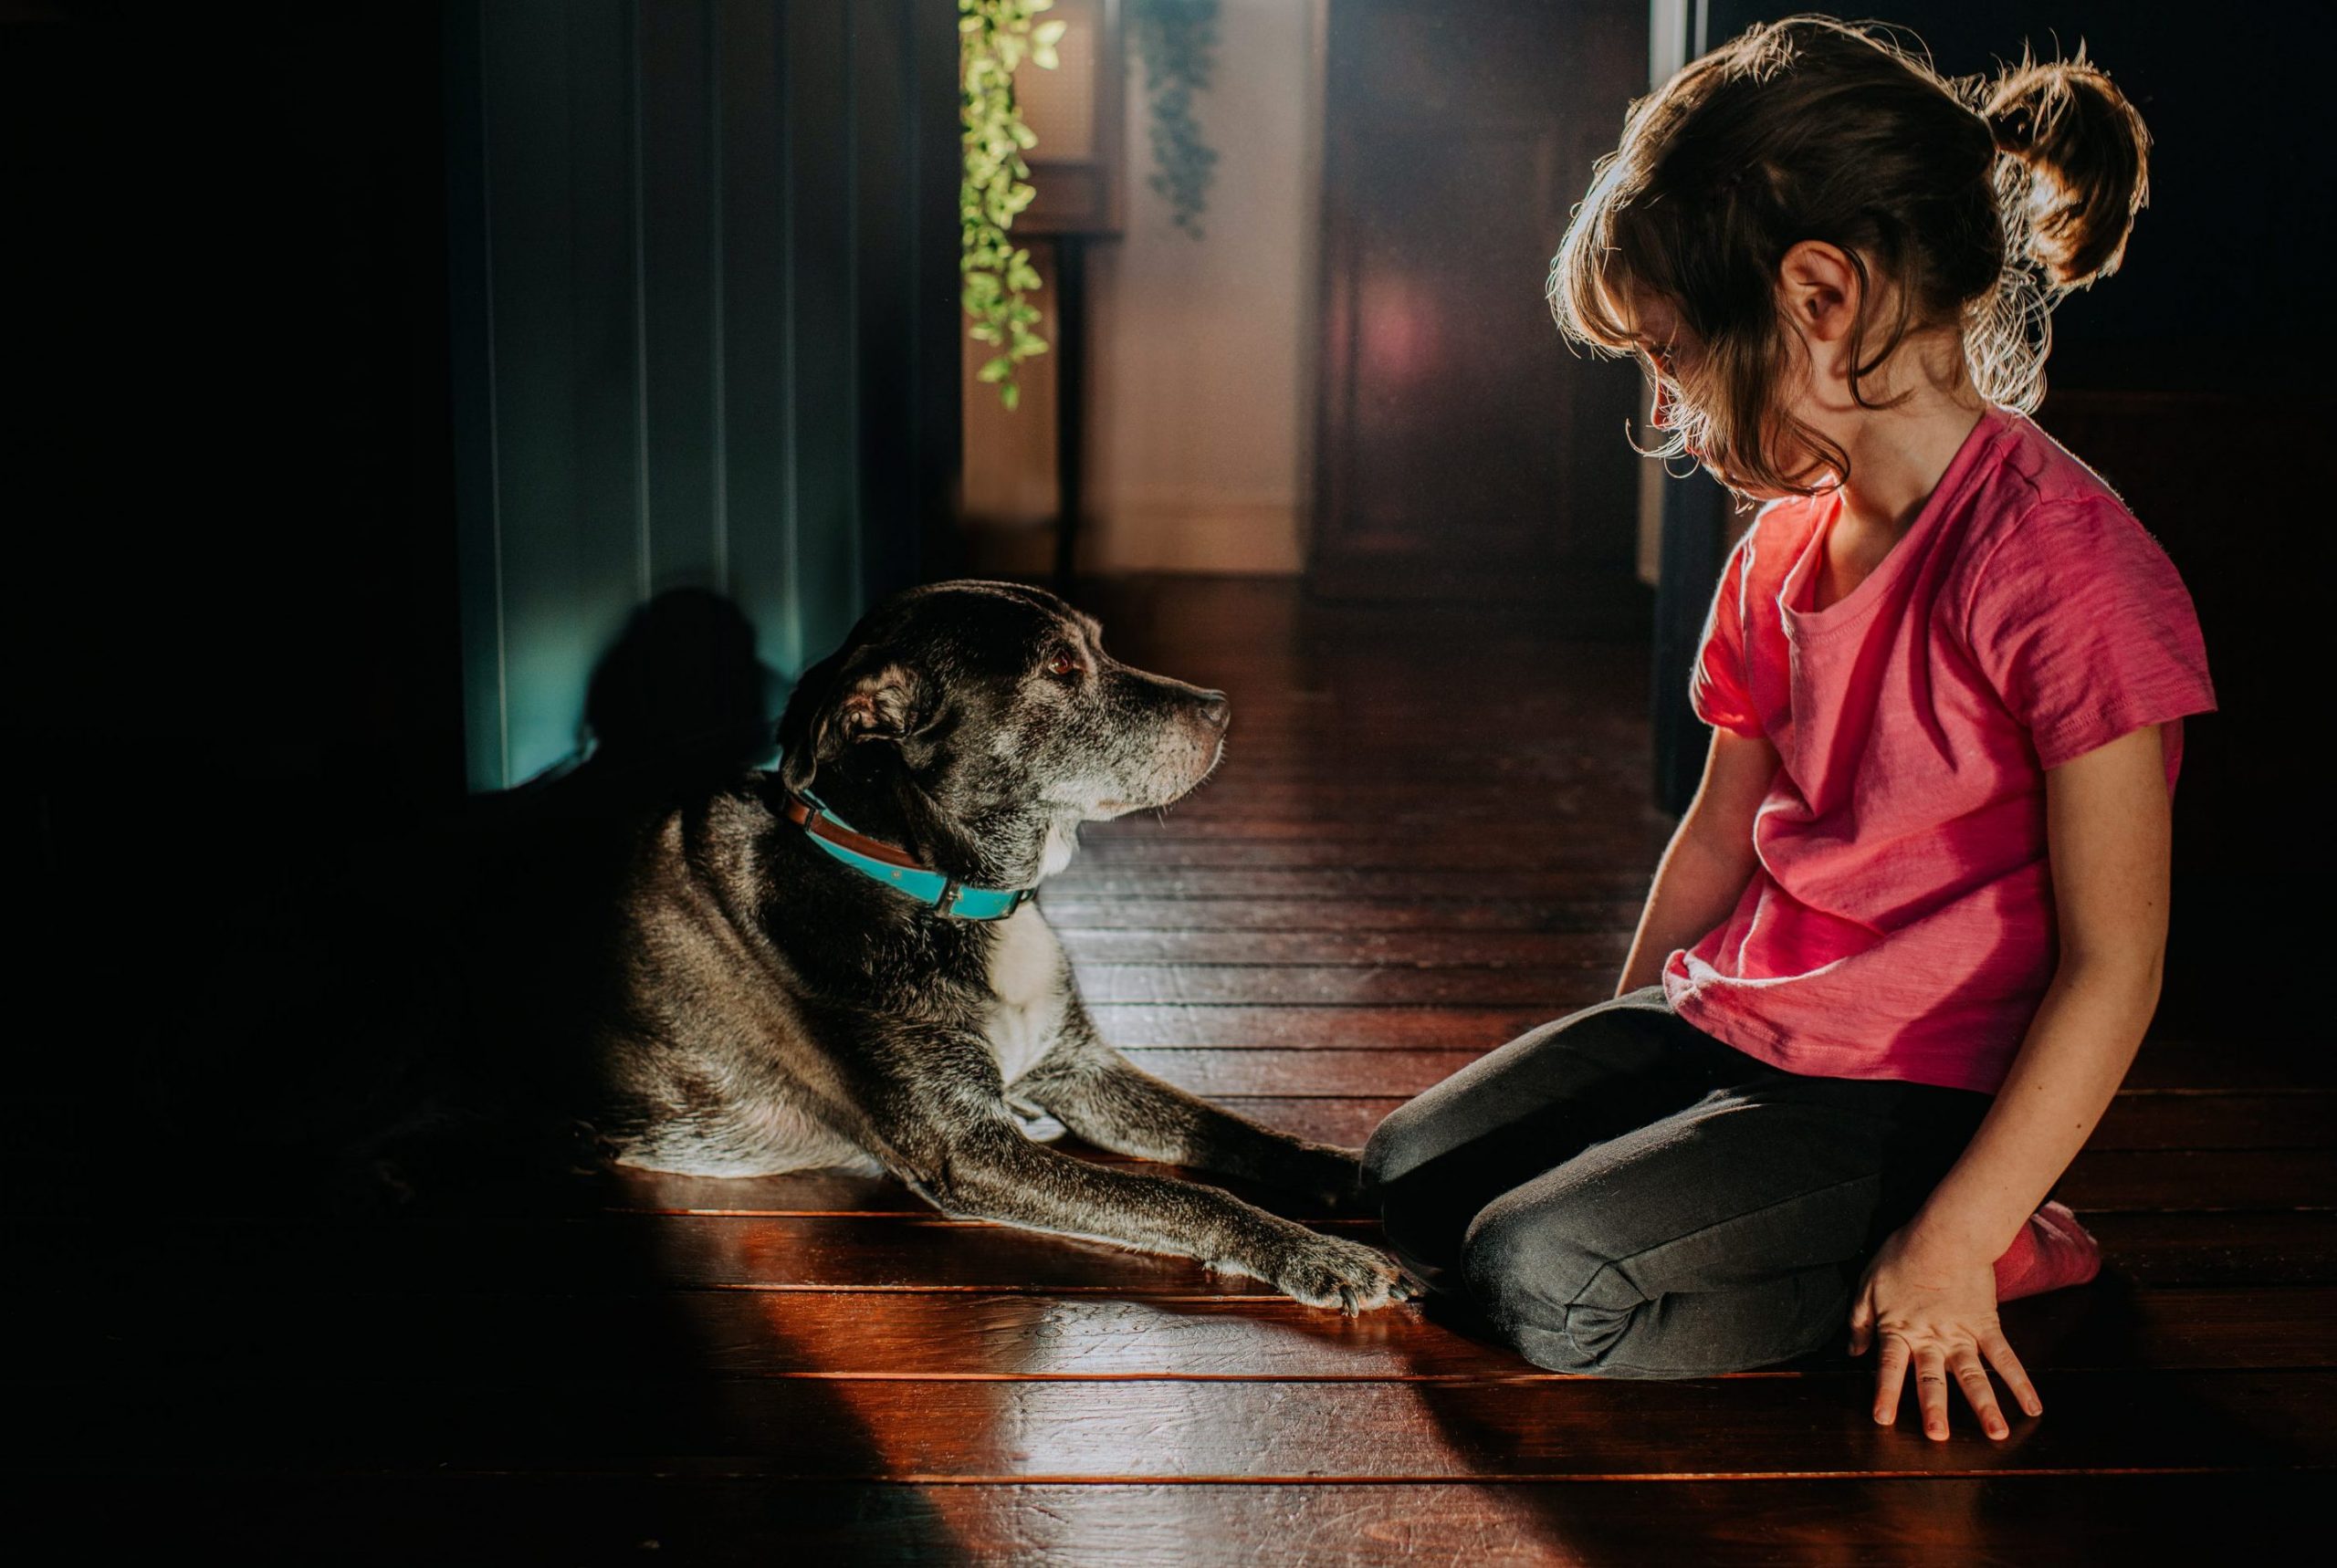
[590,786,886,1177]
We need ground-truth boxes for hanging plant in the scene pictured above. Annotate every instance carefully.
[960,0,1064,411]
[1129,0,1219,237]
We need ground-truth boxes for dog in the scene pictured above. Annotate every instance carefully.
[565,580,1414,1313]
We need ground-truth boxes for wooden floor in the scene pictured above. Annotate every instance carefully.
[16,577,2328,1563]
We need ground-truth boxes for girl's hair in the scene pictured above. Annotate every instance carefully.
[1548,15,2150,497]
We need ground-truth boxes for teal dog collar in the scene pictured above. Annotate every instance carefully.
[780,780,1034,921]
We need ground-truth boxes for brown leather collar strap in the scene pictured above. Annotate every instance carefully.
[781,793,929,872]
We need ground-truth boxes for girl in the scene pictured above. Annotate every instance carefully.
[1363,16,2213,1442]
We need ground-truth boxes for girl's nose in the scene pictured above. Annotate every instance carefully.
[1651,370,1705,462]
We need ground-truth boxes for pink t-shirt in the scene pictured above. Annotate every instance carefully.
[1663,402,2216,1095]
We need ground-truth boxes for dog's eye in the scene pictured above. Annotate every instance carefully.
[1044,653,1084,680]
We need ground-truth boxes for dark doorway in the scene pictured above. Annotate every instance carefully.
[1308,0,1648,627]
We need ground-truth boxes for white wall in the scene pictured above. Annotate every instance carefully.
[1077,0,1324,573]
[959,0,1326,574]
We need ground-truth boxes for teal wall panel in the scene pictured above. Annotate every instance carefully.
[483,0,645,786]
[714,0,800,685]
[445,0,959,792]
[637,1,721,596]
[780,0,865,666]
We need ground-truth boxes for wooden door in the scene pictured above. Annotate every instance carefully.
[1310,0,1647,618]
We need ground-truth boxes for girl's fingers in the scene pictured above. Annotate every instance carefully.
[1914,1343,1952,1440]
[1951,1345,2008,1440]
[1982,1329,2044,1418]
[1848,1291,1873,1356]
[1872,1333,1912,1424]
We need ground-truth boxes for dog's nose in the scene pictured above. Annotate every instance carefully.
[1198,691,1231,731]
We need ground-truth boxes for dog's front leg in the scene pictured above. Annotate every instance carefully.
[870,1035,1410,1312]
[1014,1005,1368,1209]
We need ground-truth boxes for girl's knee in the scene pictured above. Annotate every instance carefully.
[1458,1199,1745,1377]
[1361,1098,1432,1192]
[1459,1200,1629,1373]
[1459,1205,1837,1377]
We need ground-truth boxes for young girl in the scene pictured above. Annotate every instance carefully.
[1363,16,2213,1442]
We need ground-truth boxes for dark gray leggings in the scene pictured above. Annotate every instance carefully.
[1362,987,1992,1377]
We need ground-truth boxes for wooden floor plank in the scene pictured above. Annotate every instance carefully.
[13,1208,2332,1294]
[1182,1090,2337,1153]
[1043,869,1656,901]
[1095,1006,1613,1049]
[1078,814,1662,844]
[19,1287,2331,1385]
[2089,1091,2337,1150]
[21,1473,2321,1566]
[589,1145,2337,1218]
[26,1475,2317,1567]
[1057,929,1635,967]
[1069,965,1620,1006]
[1071,838,1672,871]
[1122,1045,1483,1094]
[2080,1211,2337,1285]
[14,1371,2332,1477]
[1123,1046,2337,1107]
[2057,1149,2337,1211]
[1097,1018,2335,1090]
[428,1087,2315,1173]
[1042,897,1650,933]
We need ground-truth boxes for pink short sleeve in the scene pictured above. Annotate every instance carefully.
[1963,499,2216,768]
[1690,534,1764,737]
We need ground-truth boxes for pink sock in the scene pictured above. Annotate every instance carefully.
[1993,1201,2103,1301]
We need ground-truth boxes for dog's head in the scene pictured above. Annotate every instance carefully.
[775,581,1229,885]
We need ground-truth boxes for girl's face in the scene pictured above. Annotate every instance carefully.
[1619,285,1836,499]
[1620,292,1705,457]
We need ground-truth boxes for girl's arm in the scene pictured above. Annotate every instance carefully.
[1618,727,1777,995]
[1849,722,2174,1439]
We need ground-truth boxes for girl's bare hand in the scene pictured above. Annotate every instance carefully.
[1848,1224,2042,1441]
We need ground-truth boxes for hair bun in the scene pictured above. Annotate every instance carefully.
[1986,99,2038,154]
[1981,48,2151,288]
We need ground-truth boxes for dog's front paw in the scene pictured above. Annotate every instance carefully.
[1268,1230,1419,1314]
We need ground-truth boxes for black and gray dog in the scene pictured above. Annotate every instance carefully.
[573,580,1413,1312]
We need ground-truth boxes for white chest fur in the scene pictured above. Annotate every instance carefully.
[983,904,1068,1086]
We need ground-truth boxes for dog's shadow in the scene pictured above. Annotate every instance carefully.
[503,584,786,820]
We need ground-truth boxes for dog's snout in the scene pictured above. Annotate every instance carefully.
[1197,690,1231,732]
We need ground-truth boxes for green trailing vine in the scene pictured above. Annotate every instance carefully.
[1130,0,1219,236]
[959,0,1064,411]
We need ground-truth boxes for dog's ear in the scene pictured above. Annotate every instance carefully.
[777,657,929,793]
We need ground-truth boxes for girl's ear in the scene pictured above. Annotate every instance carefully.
[1776,238,1860,345]
[776,657,928,794]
